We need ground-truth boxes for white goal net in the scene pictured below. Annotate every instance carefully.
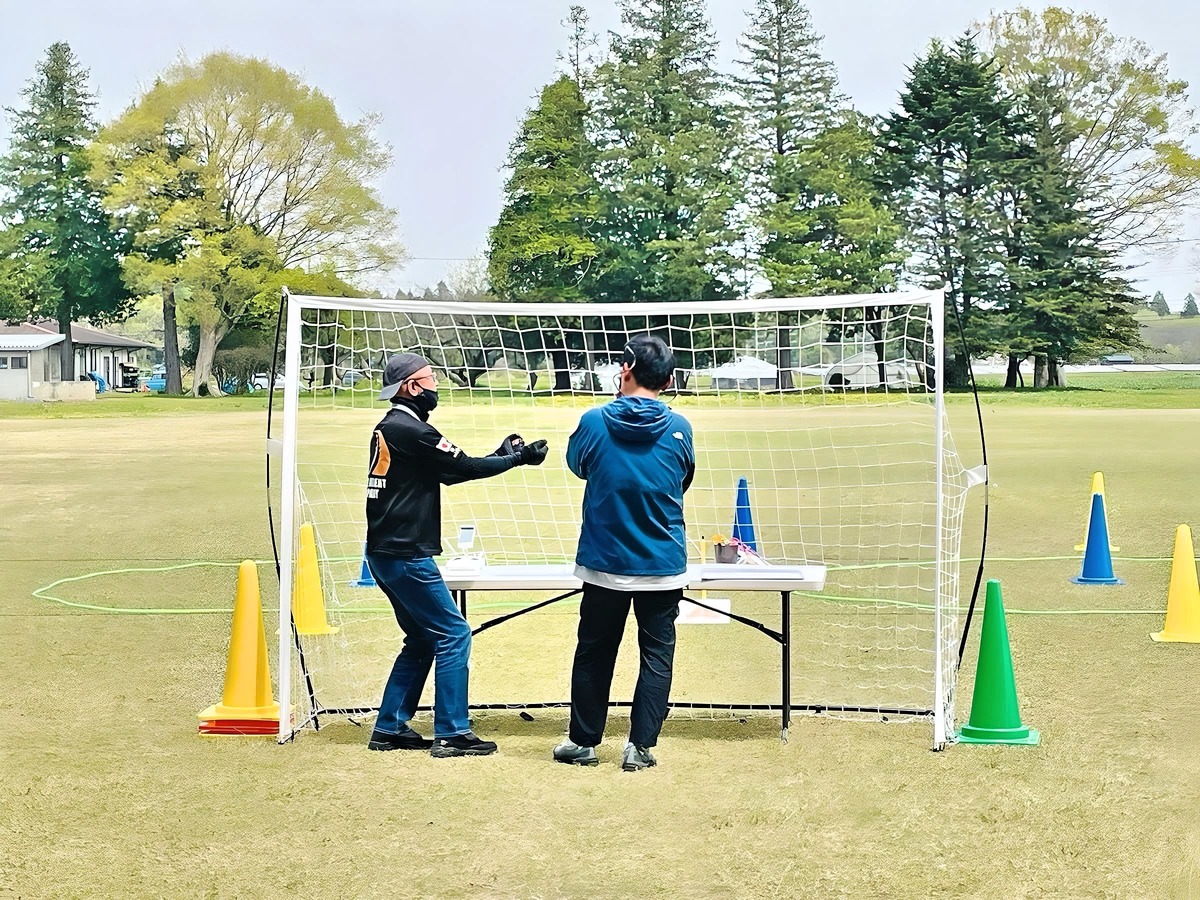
[269,290,971,747]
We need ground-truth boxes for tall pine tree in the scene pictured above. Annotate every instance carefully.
[487,73,601,302]
[0,43,131,379]
[882,36,1019,387]
[735,6,905,291]
[591,0,741,302]
[735,2,903,387]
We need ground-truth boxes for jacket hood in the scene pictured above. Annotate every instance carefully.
[600,395,672,443]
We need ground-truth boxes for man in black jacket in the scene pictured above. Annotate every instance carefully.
[365,353,548,757]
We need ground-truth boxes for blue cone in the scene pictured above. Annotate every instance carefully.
[1071,493,1122,585]
[732,477,758,552]
[350,544,376,588]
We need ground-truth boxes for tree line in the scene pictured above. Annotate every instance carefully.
[1147,290,1200,318]
[2,2,1198,394]
[487,2,1200,387]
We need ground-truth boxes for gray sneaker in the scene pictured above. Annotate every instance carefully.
[621,741,657,772]
[553,740,599,766]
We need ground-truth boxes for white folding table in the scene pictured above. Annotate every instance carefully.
[442,562,827,740]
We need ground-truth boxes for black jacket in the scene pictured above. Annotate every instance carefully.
[365,404,517,558]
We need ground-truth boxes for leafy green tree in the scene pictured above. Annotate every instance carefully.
[94,111,212,393]
[882,35,1019,387]
[267,267,368,389]
[982,7,1200,249]
[99,52,400,395]
[0,42,131,379]
[591,0,742,303]
[1182,293,1199,318]
[1150,290,1171,317]
[174,227,279,394]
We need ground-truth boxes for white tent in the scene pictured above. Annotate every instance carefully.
[824,350,920,388]
[703,355,778,390]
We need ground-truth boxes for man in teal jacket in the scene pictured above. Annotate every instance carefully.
[555,335,695,771]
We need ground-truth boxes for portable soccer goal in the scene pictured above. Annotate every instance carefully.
[267,289,975,748]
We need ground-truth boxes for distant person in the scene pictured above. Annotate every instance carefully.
[554,336,695,771]
[365,352,548,758]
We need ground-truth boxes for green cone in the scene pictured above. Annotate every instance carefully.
[957,580,1040,746]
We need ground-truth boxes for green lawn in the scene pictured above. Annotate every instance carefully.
[3,384,1200,897]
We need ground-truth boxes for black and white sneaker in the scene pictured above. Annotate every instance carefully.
[553,740,599,766]
[621,742,657,772]
[431,730,498,758]
[368,725,433,751]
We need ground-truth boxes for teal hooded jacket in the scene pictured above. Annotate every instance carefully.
[566,395,695,576]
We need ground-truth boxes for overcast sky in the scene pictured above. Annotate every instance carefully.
[4,0,1200,304]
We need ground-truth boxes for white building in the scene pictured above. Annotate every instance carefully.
[0,322,156,400]
[0,333,68,400]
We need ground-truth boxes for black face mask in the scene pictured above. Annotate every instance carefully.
[411,387,439,415]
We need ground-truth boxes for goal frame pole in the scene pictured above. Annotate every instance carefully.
[277,290,303,744]
[932,291,949,750]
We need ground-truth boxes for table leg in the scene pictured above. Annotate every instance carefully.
[781,590,791,742]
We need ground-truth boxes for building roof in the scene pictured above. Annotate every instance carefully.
[0,333,65,352]
[0,320,155,350]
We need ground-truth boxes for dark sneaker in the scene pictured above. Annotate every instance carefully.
[553,740,599,766]
[621,742,657,772]
[368,725,432,751]
[431,730,498,758]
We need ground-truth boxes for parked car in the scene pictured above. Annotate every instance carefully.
[251,372,284,391]
[341,368,368,387]
[145,366,166,392]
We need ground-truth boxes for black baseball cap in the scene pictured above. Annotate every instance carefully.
[378,352,431,401]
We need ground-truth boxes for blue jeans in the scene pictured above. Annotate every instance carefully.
[366,554,472,738]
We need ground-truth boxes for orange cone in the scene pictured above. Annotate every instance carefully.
[199,561,281,734]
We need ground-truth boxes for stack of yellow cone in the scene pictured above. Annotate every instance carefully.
[1151,525,1200,643]
[199,560,282,735]
[292,523,338,635]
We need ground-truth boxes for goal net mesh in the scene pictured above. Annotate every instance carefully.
[271,292,969,743]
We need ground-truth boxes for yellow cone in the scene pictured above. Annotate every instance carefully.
[1074,472,1119,552]
[199,560,281,722]
[292,523,338,635]
[1152,525,1200,643]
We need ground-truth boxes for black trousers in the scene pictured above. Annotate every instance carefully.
[568,583,681,749]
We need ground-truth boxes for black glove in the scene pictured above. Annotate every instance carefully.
[489,433,526,458]
[517,439,549,466]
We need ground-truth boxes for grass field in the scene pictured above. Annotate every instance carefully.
[4,383,1200,898]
